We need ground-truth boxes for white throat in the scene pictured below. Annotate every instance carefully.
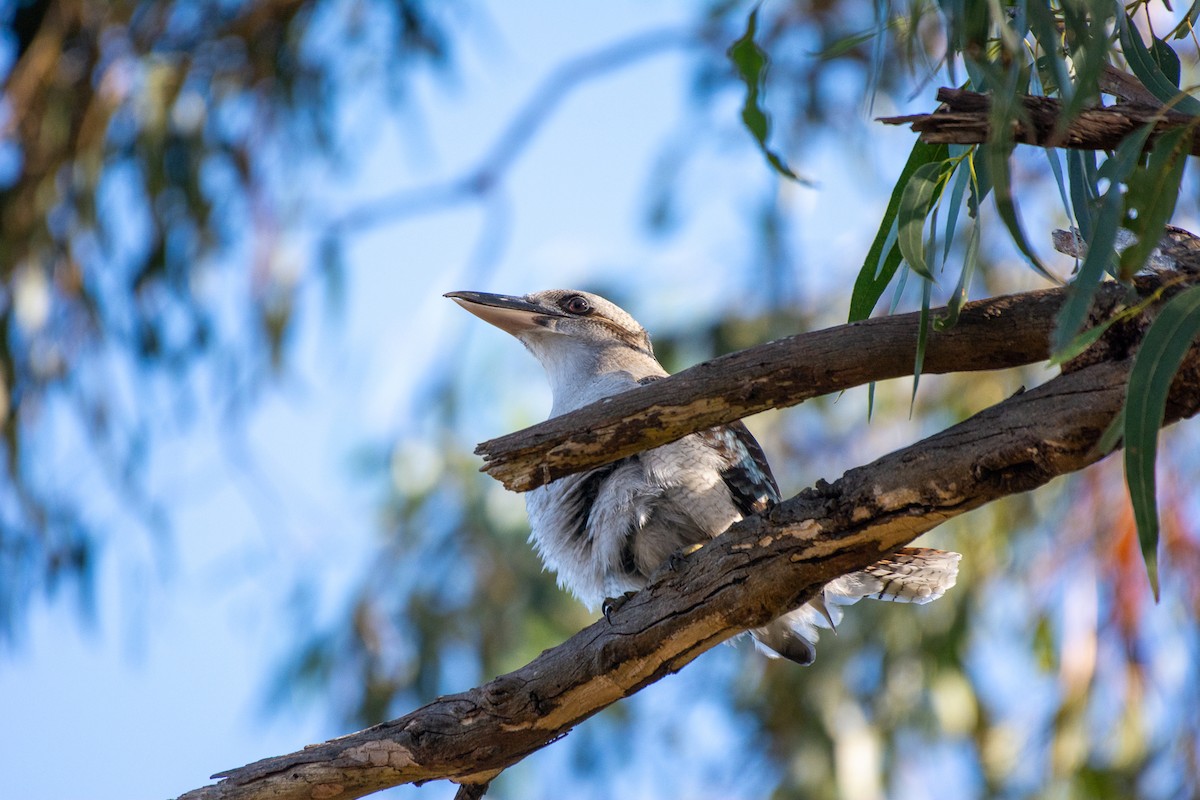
[519,333,666,416]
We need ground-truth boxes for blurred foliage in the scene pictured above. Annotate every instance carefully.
[0,0,457,641]
[3,1,1200,799]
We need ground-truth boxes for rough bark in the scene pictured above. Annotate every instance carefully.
[176,338,1200,799]
[474,273,1182,493]
[878,87,1200,154]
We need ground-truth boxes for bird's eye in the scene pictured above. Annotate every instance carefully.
[563,295,592,315]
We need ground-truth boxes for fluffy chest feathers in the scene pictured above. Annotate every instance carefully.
[525,422,779,607]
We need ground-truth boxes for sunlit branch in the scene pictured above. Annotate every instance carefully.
[473,264,1200,492]
[175,336,1200,800]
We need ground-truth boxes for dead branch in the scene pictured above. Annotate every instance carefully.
[879,87,1200,154]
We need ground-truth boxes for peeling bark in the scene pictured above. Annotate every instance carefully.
[879,87,1200,154]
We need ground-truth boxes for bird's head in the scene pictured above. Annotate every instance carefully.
[446,289,662,412]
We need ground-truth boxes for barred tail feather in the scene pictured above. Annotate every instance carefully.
[751,547,961,665]
[827,547,961,605]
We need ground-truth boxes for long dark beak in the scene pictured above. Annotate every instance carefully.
[445,291,557,335]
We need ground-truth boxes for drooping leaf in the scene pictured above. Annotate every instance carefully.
[897,160,949,280]
[911,278,933,412]
[972,56,1056,282]
[728,7,806,182]
[937,217,980,331]
[1051,190,1122,355]
[1096,407,1126,457]
[967,147,992,218]
[1124,284,1200,598]
[1171,1,1200,39]
[985,140,1057,283]
[849,139,949,321]
[1150,35,1182,88]
[1052,122,1157,354]
[1028,0,1072,103]
[818,26,884,61]
[1044,148,1072,226]
[1119,125,1196,279]
[942,147,972,264]
[1067,149,1099,242]
[1057,2,1110,122]
[1052,279,1182,366]
[1119,14,1200,114]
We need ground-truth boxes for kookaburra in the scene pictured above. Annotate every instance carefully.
[448,288,960,664]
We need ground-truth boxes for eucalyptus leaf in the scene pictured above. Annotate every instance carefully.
[1119,14,1200,114]
[897,160,947,281]
[1124,284,1200,598]
[729,8,807,182]
[850,140,948,321]
[1119,125,1195,279]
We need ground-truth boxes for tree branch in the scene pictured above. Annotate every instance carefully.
[327,26,704,236]
[879,87,1200,154]
[177,343,1200,800]
[474,274,1181,493]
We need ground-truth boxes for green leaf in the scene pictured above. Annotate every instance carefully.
[1096,407,1125,456]
[1052,282,1176,367]
[1056,2,1110,123]
[1044,148,1072,227]
[967,148,992,218]
[1052,190,1122,354]
[728,7,806,182]
[849,139,949,321]
[1119,124,1196,279]
[889,264,911,315]
[1027,0,1072,104]
[937,217,980,331]
[1067,149,1099,242]
[1052,123,1157,355]
[911,278,933,413]
[1124,284,1200,599]
[942,149,971,264]
[817,26,882,61]
[1171,2,1200,39]
[1119,14,1200,115]
[1150,36,1182,88]
[897,160,947,280]
[985,141,1058,283]
[972,57,1049,278]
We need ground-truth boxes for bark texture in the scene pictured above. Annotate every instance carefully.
[879,87,1200,154]
[475,275,1180,493]
[177,341,1200,800]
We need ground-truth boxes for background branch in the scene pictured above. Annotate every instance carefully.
[327,26,703,237]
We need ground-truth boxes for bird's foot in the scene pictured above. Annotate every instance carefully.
[602,591,638,623]
[652,542,705,578]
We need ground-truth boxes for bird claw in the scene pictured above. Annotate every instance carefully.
[602,591,638,623]
[652,542,705,578]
